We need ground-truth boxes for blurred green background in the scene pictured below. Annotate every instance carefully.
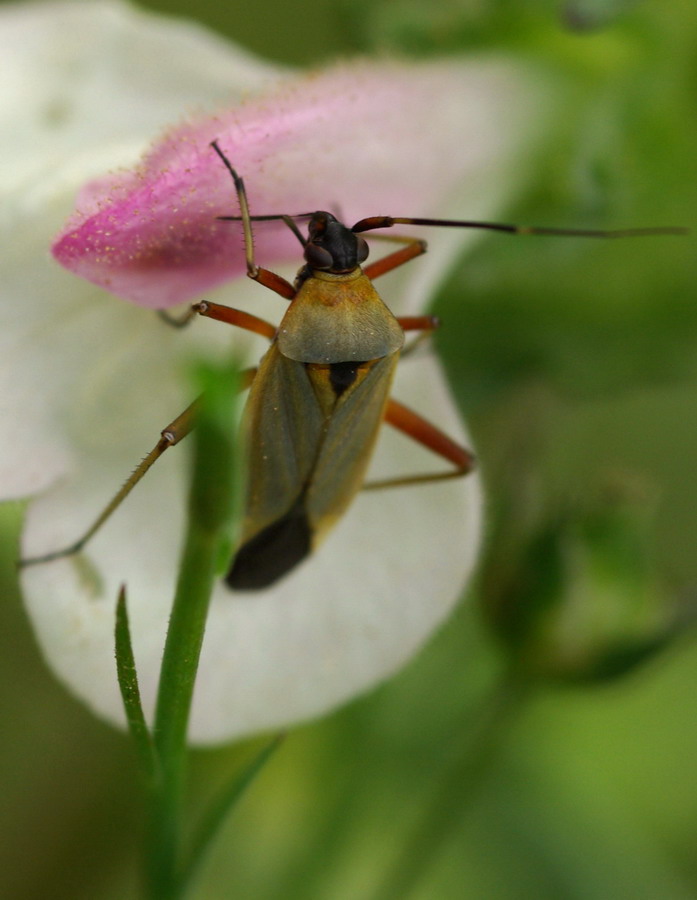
[2,0,697,898]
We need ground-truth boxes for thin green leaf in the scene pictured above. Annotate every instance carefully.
[114,585,158,784]
[181,733,286,895]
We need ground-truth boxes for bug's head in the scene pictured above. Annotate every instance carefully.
[304,212,370,273]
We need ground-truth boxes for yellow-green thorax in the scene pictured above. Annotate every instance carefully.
[276,268,404,364]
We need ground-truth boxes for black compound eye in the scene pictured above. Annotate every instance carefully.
[305,242,333,269]
[356,236,369,264]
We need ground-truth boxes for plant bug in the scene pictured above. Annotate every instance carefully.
[20,141,687,588]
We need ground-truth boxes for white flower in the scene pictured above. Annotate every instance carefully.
[3,0,541,743]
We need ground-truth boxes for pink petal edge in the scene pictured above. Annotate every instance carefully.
[51,59,526,308]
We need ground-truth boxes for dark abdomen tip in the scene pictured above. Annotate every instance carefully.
[226,502,312,590]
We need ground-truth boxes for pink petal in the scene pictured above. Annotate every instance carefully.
[52,60,532,308]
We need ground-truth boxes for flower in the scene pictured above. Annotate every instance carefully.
[4,0,541,743]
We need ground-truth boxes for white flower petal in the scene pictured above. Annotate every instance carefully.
[3,1,548,742]
[22,353,481,743]
[0,0,280,497]
[1,0,283,221]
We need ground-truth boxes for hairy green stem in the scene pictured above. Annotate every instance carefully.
[143,363,240,900]
[146,528,221,899]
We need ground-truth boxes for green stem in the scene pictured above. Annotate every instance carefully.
[144,363,240,900]
[146,526,221,899]
[373,668,531,900]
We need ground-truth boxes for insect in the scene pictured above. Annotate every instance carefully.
[20,141,686,588]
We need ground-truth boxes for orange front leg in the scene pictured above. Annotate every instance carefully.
[362,235,427,281]
[159,302,279,338]
[194,302,278,339]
